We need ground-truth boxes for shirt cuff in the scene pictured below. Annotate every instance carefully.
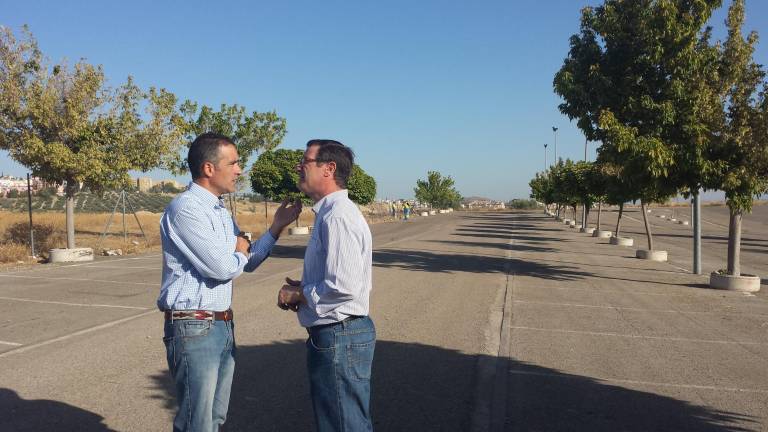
[302,283,322,316]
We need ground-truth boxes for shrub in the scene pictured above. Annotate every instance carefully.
[3,221,62,256]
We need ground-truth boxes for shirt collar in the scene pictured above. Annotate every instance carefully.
[312,189,348,214]
[188,182,226,209]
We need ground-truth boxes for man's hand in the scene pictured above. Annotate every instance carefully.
[278,277,305,312]
[235,235,251,255]
[269,199,303,238]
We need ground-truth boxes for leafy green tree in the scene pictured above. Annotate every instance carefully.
[529,171,555,213]
[250,148,377,206]
[250,149,303,202]
[172,102,287,174]
[414,171,461,209]
[0,26,187,248]
[554,0,722,251]
[347,165,376,205]
[709,0,768,276]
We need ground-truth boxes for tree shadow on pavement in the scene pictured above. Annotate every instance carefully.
[147,340,756,432]
[373,248,592,281]
[0,388,117,432]
[428,239,557,254]
[269,244,307,259]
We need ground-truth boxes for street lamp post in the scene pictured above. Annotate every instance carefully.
[552,126,559,162]
[544,143,548,171]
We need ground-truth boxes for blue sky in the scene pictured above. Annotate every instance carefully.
[2,0,767,200]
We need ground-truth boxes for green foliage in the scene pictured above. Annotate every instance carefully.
[173,101,287,174]
[508,199,540,210]
[0,26,188,246]
[249,149,377,205]
[249,149,303,202]
[6,189,20,198]
[554,0,724,198]
[414,171,462,209]
[709,0,768,214]
[347,165,377,205]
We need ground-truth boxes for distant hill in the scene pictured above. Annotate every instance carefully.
[0,192,174,213]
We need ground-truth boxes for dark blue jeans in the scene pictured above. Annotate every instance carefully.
[307,316,376,432]
[164,319,236,432]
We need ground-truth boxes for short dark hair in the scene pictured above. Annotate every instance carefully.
[307,139,354,188]
[188,132,235,179]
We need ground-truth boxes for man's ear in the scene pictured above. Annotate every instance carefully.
[324,161,337,177]
[201,161,215,178]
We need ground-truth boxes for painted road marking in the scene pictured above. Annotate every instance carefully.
[514,300,768,317]
[508,369,768,394]
[511,326,768,346]
[0,274,156,286]
[0,296,149,310]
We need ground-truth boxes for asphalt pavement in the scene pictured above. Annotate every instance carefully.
[0,209,766,431]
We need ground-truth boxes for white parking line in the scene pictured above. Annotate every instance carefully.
[511,326,768,346]
[0,274,156,286]
[0,340,22,346]
[514,300,768,317]
[508,369,768,394]
[84,265,160,270]
[0,296,149,310]
[0,310,157,359]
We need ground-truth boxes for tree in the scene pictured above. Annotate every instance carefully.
[172,102,287,174]
[709,0,768,277]
[347,165,376,205]
[250,149,304,202]
[0,26,187,248]
[250,148,377,206]
[554,0,722,251]
[529,171,555,213]
[414,171,461,209]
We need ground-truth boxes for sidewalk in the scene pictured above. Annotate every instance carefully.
[501,212,768,431]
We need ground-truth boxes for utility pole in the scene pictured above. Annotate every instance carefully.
[552,126,559,162]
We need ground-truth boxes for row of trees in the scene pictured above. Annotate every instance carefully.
[533,0,768,277]
[0,26,378,247]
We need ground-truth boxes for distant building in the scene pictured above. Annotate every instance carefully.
[463,198,506,209]
[0,175,45,196]
[136,177,153,192]
[158,179,183,190]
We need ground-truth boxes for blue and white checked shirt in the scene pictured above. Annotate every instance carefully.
[157,182,276,312]
[298,189,373,327]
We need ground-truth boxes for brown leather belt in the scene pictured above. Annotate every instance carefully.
[164,309,233,321]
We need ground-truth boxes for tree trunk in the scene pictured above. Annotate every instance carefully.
[65,181,76,249]
[597,202,602,230]
[727,206,742,277]
[615,203,624,237]
[572,205,577,221]
[584,205,590,229]
[264,200,269,232]
[641,200,653,250]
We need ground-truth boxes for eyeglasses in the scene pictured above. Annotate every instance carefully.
[297,157,324,166]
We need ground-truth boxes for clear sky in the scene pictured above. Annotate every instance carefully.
[2,0,767,201]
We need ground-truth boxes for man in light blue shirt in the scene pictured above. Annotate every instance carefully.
[159,132,300,432]
[278,139,375,432]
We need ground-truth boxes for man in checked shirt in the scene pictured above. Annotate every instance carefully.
[158,132,301,432]
[278,139,375,432]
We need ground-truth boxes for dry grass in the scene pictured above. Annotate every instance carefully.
[0,199,399,265]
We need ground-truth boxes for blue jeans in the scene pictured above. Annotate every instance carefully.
[307,316,376,432]
[163,319,236,432]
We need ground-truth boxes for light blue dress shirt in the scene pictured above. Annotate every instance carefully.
[298,189,373,327]
[157,182,276,312]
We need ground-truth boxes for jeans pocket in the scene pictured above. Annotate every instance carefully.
[180,320,212,338]
[307,329,335,352]
[347,336,375,381]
